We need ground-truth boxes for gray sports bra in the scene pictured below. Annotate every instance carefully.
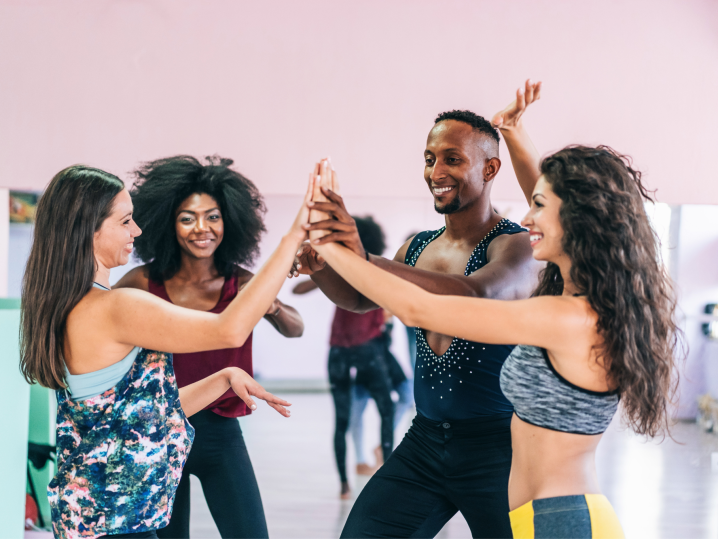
[499,345,619,435]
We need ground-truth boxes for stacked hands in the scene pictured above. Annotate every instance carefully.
[245,79,542,417]
[289,78,542,276]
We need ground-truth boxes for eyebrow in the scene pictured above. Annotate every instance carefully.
[532,193,545,200]
[425,147,463,155]
[120,212,132,220]
[177,207,220,214]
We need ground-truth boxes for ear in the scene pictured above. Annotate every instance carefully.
[484,157,501,182]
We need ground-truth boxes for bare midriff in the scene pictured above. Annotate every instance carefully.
[508,413,603,510]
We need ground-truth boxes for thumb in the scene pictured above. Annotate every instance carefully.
[491,114,504,128]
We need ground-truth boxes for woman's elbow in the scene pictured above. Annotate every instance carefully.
[221,326,250,348]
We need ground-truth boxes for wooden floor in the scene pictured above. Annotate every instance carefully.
[183,392,718,539]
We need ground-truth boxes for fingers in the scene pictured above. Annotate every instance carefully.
[305,171,315,202]
[320,186,349,212]
[311,162,326,203]
[515,86,526,112]
[267,400,291,417]
[296,241,313,258]
[303,219,354,232]
[320,159,333,193]
[234,386,258,411]
[524,79,534,105]
[311,231,361,246]
[533,81,542,102]
[307,199,351,221]
[525,79,542,105]
[254,388,293,417]
[258,390,292,407]
[490,111,504,128]
[331,168,340,195]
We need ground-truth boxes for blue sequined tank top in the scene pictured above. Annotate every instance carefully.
[405,218,525,421]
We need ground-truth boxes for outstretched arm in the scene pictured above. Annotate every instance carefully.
[491,79,542,204]
[313,239,588,355]
[179,366,291,417]
[301,175,537,309]
[103,175,315,354]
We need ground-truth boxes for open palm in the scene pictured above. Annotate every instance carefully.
[491,79,542,130]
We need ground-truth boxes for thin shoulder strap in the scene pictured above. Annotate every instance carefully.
[404,229,443,266]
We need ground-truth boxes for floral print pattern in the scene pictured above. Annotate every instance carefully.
[48,349,194,539]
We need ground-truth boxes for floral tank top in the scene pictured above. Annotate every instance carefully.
[48,348,194,539]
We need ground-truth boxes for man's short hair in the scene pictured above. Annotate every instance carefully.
[434,110,500,145]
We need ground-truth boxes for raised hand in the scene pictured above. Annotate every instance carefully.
[287,241,327,278]
[491,79,542,131]
[287,170,316,243]
[306,186,366,259]
[227,367,292,417]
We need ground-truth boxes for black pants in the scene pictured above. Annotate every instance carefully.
[329,337,395,483]
[340,413,513,539]
[157,410,268,539]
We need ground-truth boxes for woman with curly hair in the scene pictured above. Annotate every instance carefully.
[115,155,304,539]
[303,83,682,538]
[21,165,310,539]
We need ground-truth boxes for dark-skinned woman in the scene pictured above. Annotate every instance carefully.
[115,155,304,539]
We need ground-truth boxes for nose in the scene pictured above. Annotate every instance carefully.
[132,220,142,238]
[520,208,534,229]
[195,216,210,232]
[429,161,448,183]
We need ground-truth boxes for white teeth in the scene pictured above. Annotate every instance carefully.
[530,234,543,242]
[433,186,454,194]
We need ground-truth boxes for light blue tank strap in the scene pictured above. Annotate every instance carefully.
[64,282,139,401]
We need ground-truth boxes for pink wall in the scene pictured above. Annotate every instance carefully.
[1,0,717,203]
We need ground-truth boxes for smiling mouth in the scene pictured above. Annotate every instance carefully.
[191,239,213,245]
[433,186,455,196]
[529,233,543,246]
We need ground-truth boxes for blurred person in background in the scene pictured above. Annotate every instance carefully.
[293,215,397,498]
[349,308,414,476]
[115,155,304,539]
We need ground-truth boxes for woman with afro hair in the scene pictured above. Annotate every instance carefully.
[115,155,304,539]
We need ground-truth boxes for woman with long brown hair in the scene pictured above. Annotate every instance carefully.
[303,86,681,537]
[20,165,312,539]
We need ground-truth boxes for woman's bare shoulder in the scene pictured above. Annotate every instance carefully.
[113,265,151,291]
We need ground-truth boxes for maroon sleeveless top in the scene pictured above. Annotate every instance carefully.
[148,271,254,418]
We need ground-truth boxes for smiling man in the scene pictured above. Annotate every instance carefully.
[297,110,540,538]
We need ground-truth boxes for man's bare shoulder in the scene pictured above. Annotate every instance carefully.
[113,265,150,291]
[393,235,417,263]
[486,230,533,263]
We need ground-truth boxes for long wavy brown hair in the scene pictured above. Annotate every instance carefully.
[20,165,125,389]
[534,145,683,437]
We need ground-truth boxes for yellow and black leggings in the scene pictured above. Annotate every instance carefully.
[509,494,624,539]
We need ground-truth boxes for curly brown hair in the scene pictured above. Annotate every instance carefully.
[534,145,683,437]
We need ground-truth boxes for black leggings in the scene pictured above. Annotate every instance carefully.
[157,410,268,539]
[328,337,395,483]
[340,413,513,538]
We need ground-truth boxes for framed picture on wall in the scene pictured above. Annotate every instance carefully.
[9,191,40,223]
